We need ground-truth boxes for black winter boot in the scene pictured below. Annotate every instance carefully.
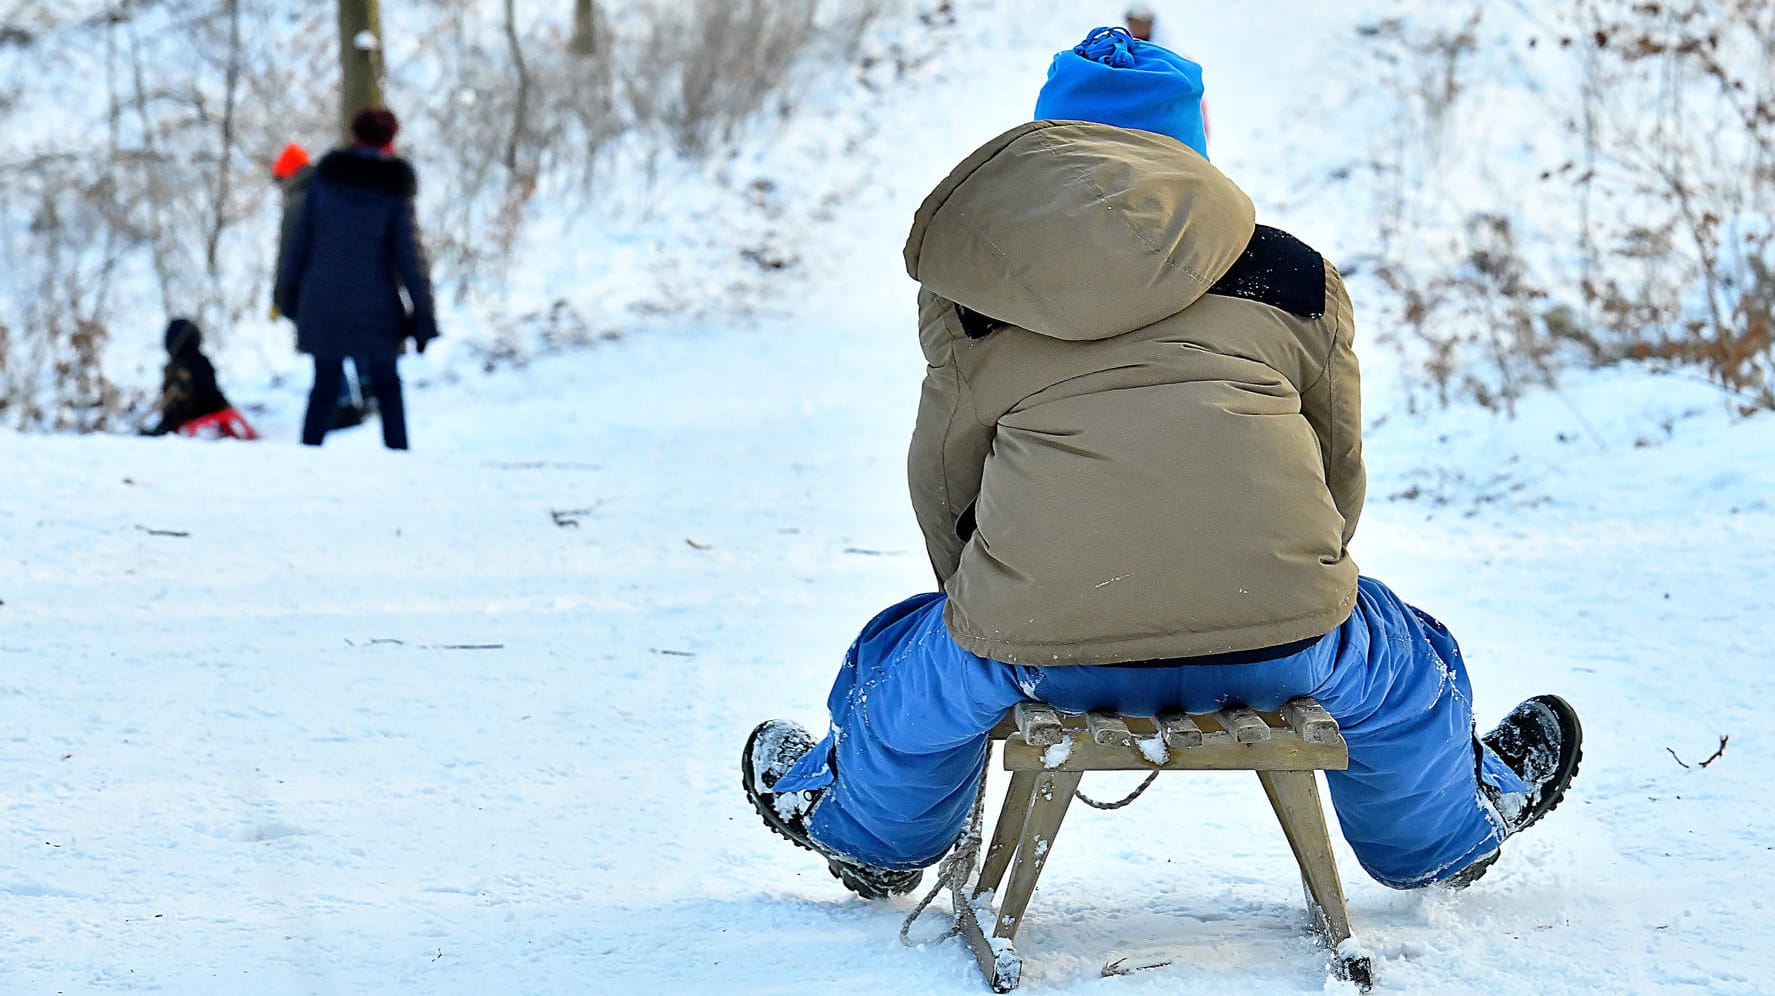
[1446,694,1583,888]
[742,719,923,900]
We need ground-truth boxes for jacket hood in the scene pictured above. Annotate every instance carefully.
[903,120,1255,341]
[164,318,202,355]
[316,149,417,197]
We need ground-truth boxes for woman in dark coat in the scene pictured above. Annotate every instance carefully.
[275,107,438,449]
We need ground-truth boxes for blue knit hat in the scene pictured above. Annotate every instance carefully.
[1033,26,1208,158]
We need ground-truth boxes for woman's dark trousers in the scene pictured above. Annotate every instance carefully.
[302,355,407,449]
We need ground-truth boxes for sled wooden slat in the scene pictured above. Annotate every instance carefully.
[1215,706,1273,743]
[999,707,1347,773]
[1281,698,1342,745]
[954,697,1373,993]
[1084,712,1133,747]
[1156,711,1202,748]
[1010,703,1064,746]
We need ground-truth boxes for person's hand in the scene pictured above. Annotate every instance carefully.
[406,312,438,354]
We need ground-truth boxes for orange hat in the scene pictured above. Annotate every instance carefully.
[271,143,310,180]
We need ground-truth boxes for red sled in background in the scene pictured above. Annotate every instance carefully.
[175,408,259,441]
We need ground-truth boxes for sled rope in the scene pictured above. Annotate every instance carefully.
[1073,770,1159,810]
[900,754,992,948]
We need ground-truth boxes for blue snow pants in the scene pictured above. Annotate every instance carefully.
[772,576,1525,890]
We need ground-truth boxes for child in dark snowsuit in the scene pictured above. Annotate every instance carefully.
[143,318,257,439]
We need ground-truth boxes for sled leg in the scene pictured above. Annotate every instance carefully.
[994,770,1082,940]
[975,771,1038,901]
[959,769,1080,992]
[955,902,1022,994]
[1256,770,1373,991]
[954,770,1037,993]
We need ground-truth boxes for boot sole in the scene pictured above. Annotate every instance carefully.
[741,724,921,901]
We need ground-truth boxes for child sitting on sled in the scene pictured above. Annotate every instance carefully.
[143,318,258,440]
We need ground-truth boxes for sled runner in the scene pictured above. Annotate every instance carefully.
[955,699,1373,992]
[174,407,260,440]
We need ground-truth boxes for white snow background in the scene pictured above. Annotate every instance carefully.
[5,2,1775,993]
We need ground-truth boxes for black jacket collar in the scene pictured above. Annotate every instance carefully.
[316,149,418,197]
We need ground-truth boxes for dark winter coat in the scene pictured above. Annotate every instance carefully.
[272,163,312,309]
[274,149,438,361]
[146,319,231,436]
[904,122,1364,665]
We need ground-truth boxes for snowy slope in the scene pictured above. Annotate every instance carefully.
[5,2,1775,994]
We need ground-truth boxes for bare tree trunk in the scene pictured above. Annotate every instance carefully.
[99,4,123,313]
[504,0,531,172]
[570,0,598,56]
[205,0,242,275]
[124,14,175,320]
[337,0,385,140]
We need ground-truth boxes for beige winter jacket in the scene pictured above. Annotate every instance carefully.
[903,121,1364,665]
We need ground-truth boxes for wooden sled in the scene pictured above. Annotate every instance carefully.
[955,698,1374,992]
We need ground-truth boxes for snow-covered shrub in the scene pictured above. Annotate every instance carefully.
[398,0,900,310]
[1355,0,1775,413]
[0,0,334,429]
[0,149,141,431]
[628,0,820,157]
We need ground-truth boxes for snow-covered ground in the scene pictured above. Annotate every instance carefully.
[6,2,1775,993]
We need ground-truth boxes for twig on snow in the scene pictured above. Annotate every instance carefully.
[136,525,189,537]
[1102,956,1173,977]
[482,460,600,471]
[551,505,601,527]
[349,638,500,651]
[685,538,712,550]
[1669,736,1730,769]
